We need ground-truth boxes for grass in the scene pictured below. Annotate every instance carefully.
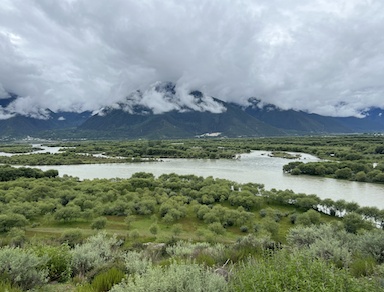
[22,202,342,247]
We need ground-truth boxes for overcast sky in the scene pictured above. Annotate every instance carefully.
[0,0,383,118]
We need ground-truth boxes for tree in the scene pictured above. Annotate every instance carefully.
[44,169,59,178]
[0,213,28,232]
[208,222,225,235]
[149,224,158,236]
[335,168,353,180]
[91,217,107,230]
[172,224,183,237]
[343,212,372,233]
[373,173,384,183]
[354,171,367,182]
[334,199,347,216]
[54,206,81,222]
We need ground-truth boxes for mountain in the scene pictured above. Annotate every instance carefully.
[1,85,384,139]
[244,99,384,134]
[0,111,92,137]
[79,92,285,139]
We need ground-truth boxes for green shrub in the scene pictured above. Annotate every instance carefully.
[32,244,72,282]
[7,228,27,247]
[230,250,381,291]
[0,281,22,292]
[350,256,376,277]
[354,230,384,263]
[149,224,158,236]
[71,233,121,277]
[111,261,228,292]
[195,253,216,267]
[0,246,48,290]
[91,267,125,292]
[0,213,28,232]
[123,251,152,275]
[261,218,279,236]
[240,226,248,233]
[289,213,297,224]
[91,217,107,230]
[259,209,267,217]
[208,222,226,235]
[60,229,84,247]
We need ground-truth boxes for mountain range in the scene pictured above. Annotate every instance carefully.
[1,83,384,139]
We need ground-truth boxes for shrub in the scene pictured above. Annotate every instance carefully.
[166,241,210,258]
[0,213,28,232]
[91,217,107,230]
[240,226,248,233]
[230,250,381,291]
[54,206,82,222]
[91,267,125,292]
[343,212,372,234]
[208,222,226,235]
[129,229,140,241]
[262,218,279,237]
[60,229,84,247]
[7,228,27,247]
[0,246,48,290]
[349,256,376,277]
[171,223,183,237]
[306,238,352,268]
[71,233,121,277]
[32,244,72,282]
[289,213,297,224]
[111,261,228,292]
[149,224,158,236]
[306,209,321,225]
[0,281,22,292]
[296,213,311,226]
[354,230,384,263]
[123,251,152,275]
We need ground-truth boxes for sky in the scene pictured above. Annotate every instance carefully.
[0,0,383,118]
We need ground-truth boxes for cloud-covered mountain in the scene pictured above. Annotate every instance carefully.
[1,82,384,139]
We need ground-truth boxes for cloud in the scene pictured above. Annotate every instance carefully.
[0,0,383,117]
[0,84,9,99]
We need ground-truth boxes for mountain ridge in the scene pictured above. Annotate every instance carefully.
[1,84,384,139]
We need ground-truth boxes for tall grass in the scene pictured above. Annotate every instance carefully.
[230,249,383,291]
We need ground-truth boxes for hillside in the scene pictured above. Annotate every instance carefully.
[1,85,384,139]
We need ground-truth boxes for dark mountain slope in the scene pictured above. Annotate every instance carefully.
[79,99,286,139]
[244,101,384,134]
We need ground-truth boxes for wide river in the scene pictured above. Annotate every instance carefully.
[31,150,384,209]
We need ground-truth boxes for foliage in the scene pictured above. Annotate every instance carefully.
[0,246,48,290]
[0,281,22,292]
[91,217,107,230]
[230,249,382,291]
[71,233,121,277]
[90,267,125,292]
[60,229,84,247]
[0,213,28,232]
[32,244,72,282]
[0,165,58,181]
[123,251,152,275]
[111,261,228,292]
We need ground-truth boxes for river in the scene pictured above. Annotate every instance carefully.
[31,150,384,209]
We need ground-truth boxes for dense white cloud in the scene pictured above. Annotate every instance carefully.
[0,0,383,117]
